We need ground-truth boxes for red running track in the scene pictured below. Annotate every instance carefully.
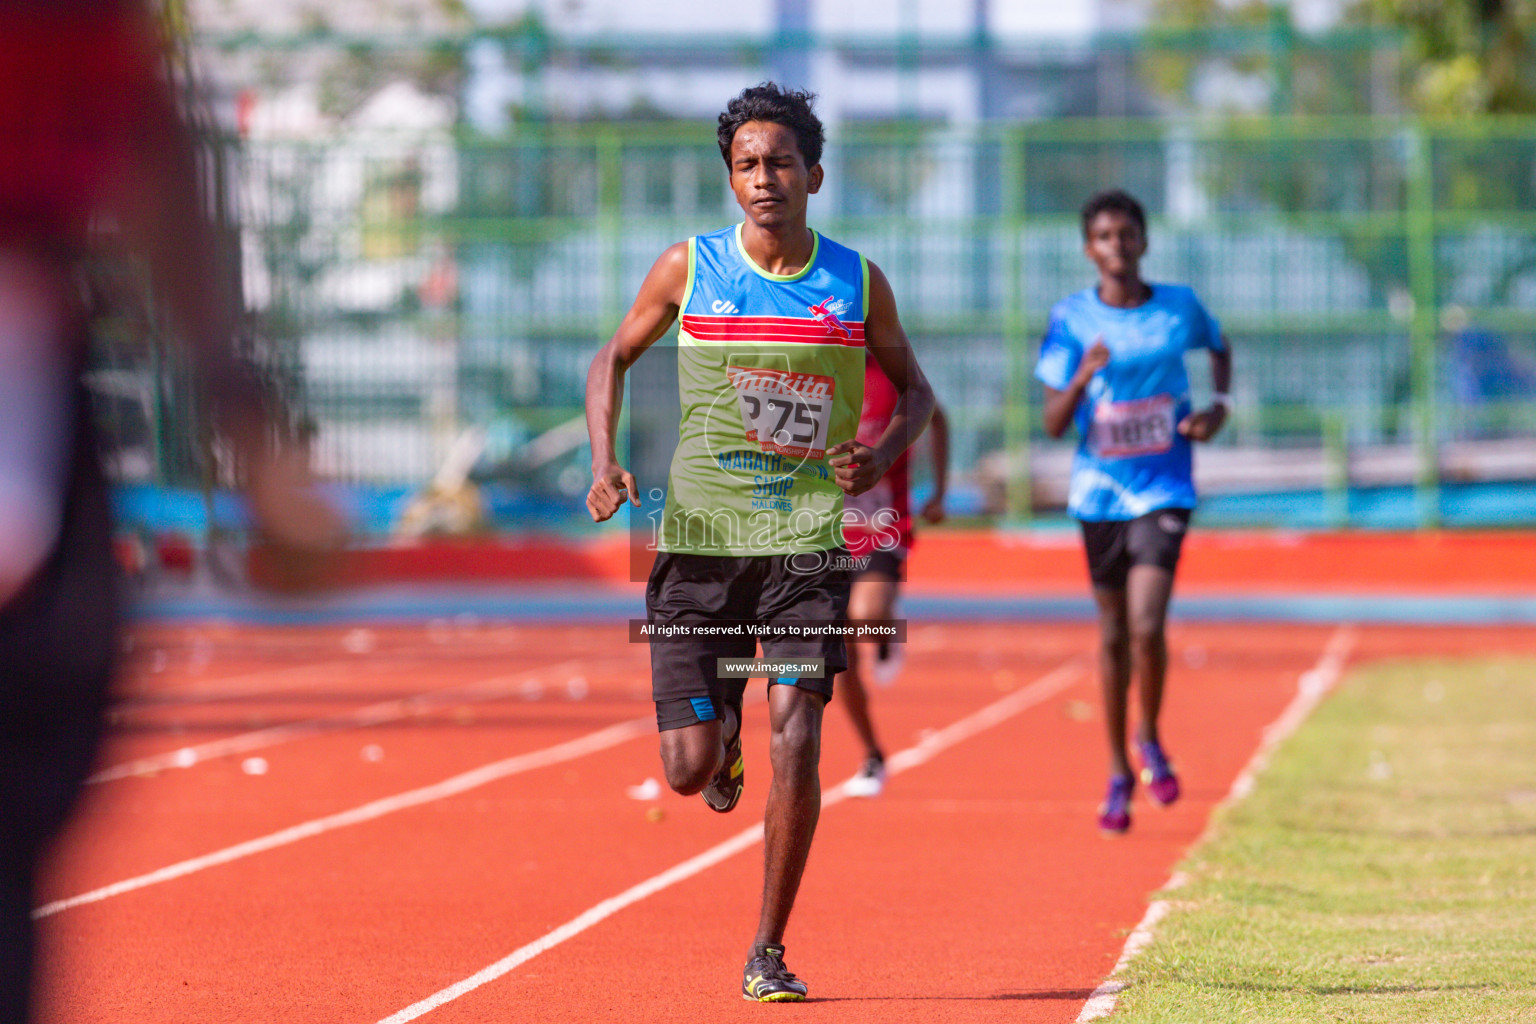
[33,621,1536,1023]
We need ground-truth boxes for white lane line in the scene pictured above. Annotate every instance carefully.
[1076,624,1358,1022]
[116,659,358,704]
[89,658,593,783]
[375,658,1086,1024]
[35,714,653,919]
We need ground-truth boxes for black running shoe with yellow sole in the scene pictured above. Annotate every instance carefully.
[742,943,808,1002]
[700,702,743,813]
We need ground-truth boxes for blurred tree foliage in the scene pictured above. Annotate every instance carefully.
[1359,0,1536,114]
[1140,2,1287,114]
[1144,0,1536,116]
[1137,1,1536,314]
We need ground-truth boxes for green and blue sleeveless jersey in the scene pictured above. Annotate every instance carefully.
[659,224,868,556]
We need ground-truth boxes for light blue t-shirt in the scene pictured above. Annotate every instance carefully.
[1034,283,1225,522]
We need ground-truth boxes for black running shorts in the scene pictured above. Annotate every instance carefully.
[856,546,906,582]
[1079,508,1191,589]
[646,549,852,731]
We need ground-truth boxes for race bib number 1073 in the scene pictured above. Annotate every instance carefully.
[1090,394,1175,459]
[727,365,835,460]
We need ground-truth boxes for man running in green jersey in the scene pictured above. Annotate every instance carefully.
[585,83,935,1002]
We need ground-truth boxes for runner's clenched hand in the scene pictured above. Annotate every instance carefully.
[1076,338,1110,383]
[919,493,946,525]
[828,440,889,497]
[588,463,640,522]
[1177,406,1226,442]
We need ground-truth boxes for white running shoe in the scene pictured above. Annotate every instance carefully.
[870,638,905,687]
[842,755,887,798]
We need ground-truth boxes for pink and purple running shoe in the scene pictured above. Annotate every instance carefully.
[1098,774,1134,835]
[1138,738,1181,806]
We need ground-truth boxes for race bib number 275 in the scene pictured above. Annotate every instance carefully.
[727,365,835,460]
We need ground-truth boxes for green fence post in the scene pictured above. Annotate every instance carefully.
[1406,121,1440,527]
[1268,6,1295,116]
[598,129,624,325]
[1002,126,1031,524]
[597,129,627,469]
[1323,411,1349,527]
[898,0,919,119]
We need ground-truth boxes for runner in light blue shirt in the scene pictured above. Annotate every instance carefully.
[1036,281,1224,520]
[1035,189,1232,836]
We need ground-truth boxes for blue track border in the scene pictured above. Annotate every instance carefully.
[129,587,1536,626]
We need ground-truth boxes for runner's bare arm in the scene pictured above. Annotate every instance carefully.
[1041,337,1109,438]
[585,242,690,523]
[1178,336,1233,442]
[829,260,935,497]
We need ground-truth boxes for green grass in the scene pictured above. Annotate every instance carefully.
[1112,656,1536,1024]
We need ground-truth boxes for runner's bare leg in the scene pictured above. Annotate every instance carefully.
[658,720,724,794]
[752,682,825,952]
[1127,564,1175,746]
[838,574,896,759]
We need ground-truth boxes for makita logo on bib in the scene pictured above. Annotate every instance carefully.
[727,366,835,402]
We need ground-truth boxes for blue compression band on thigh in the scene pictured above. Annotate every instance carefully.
[689,696,717,721]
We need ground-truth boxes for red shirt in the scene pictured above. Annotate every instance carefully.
[842,353,913,557]
[0,5,166,247]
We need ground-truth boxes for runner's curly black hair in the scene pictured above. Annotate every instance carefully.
[717,83,824,169]
[1081,189,1147,238]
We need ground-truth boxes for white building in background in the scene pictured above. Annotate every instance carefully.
[190,0,470,34]
[188,0,1398,492]
[189,0,1357,132]
[185,1,1187,486]
[462,0,1153,130]
[234,74,465,483]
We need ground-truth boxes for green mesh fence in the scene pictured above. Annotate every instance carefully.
[106,117,1536,527]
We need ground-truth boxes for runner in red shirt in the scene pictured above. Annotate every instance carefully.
[836,350,948,797]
